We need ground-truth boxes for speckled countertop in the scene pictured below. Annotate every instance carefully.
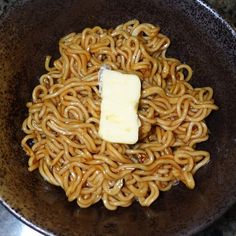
[0,0,236,236]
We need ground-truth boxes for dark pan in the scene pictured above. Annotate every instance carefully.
[0,0,236,235]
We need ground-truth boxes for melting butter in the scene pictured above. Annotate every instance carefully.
[98,68,141,144]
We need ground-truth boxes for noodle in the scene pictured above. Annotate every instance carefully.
[21,20,218,210]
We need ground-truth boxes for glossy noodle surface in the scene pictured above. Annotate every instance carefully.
[21,20,218,210]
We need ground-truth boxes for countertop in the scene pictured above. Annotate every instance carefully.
[0,0,236,236]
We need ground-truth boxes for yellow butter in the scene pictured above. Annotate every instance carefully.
[98,69,141,144]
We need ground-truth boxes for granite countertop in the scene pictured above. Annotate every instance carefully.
[0,0,236,236]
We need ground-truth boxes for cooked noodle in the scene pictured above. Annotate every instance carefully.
[21,20,218,210]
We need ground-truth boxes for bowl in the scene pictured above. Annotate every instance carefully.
[0,0,236,235]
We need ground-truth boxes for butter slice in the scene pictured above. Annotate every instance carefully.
[99,69,141,144]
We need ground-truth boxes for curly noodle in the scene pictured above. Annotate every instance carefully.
[21,20,218,210]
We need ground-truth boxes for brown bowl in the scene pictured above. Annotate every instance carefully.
[0,0,236,235]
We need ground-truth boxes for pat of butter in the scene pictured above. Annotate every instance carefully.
[98,69,141,144]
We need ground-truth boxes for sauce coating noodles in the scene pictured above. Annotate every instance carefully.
[21,20,218,210]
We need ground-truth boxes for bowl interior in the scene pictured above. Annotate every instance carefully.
[0,0,236,235]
